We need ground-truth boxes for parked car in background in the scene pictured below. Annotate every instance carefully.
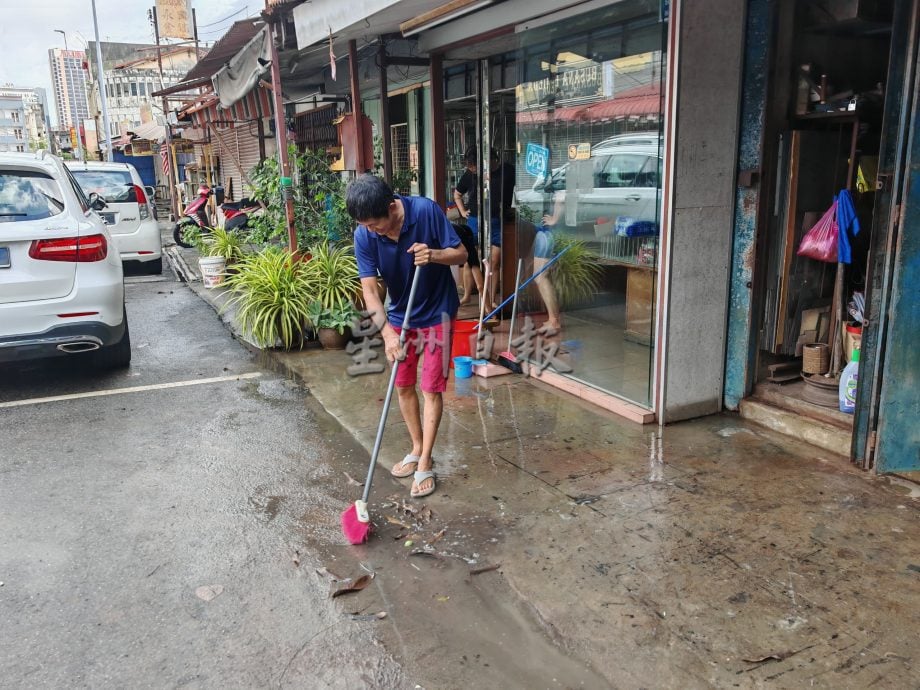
[67,161,162,274]
[516,142,662,228]
[0,151,131,369]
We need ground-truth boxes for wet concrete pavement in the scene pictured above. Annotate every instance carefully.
[0,269,405,688]
[80,236,916,689]
[276,349,920,689]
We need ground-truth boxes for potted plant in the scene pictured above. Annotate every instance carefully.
[302,241,360,311]
[548,235,603,309]
[307,300,358,350]
[205,226,246,265]
[222,246,315,348]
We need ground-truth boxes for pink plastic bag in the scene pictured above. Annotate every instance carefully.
[797,200,838,263]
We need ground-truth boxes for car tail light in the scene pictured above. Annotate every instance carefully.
[135,185,151,220]
[29,234,108,262]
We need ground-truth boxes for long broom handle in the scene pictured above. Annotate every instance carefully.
[507,258,524,346]
[475,243,571,329]
[361,266,422,503]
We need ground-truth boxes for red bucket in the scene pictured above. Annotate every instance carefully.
[451,320,479,364]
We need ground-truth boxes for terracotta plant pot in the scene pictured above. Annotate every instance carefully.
[318,327,350,350]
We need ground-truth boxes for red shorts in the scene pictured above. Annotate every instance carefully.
[394,322,452,393]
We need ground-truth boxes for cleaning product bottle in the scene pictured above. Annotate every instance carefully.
[838,348,860,414]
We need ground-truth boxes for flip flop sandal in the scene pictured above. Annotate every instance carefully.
[411,470,437,499]
[390,454,420,478]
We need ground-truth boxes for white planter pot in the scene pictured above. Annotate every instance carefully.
[198,256,227,289]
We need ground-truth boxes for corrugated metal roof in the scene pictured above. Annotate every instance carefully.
[152,18,265,97]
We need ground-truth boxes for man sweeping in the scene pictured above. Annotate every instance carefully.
[348,175,467,499]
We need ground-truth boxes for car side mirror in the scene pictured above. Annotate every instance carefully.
[89,192,108,211]
[145,186,156,201]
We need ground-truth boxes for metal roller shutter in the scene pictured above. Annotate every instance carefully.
[212,121,264,200]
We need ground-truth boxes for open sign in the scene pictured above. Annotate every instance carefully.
[525,143,550,178]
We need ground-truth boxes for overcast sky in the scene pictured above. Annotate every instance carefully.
[0,0,253,125]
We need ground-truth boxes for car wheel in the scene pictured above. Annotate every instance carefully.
[146,257,163,275]
[94,310,131,370]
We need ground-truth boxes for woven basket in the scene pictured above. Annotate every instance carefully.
[802,343,830,374]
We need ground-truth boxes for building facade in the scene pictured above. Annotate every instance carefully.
[209,0,918,473]
[48,48,90,131]
[0,97,28,153]
[84,42,201,148]
[0,86,50,150]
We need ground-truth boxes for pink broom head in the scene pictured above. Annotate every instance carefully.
[341,500,371,545]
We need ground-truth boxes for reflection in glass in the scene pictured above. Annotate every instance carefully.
[512,1,667,407]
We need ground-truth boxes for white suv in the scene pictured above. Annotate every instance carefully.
[517,143,662,226]
[67,161,162,274]
[0,151,131,368]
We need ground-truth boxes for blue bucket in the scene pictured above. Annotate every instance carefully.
[453,356,473,379]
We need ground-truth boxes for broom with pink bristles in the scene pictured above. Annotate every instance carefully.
[341,266,423,544]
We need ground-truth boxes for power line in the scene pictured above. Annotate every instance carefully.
[197,6,248,29]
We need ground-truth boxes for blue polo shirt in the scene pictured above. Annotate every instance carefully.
[354,195,461,329]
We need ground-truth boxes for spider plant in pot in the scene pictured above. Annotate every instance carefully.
[302,241,360,312]
[205,226,247,265]
[548,235,603,310]
[222,246,315,349]
[306,301,358,349]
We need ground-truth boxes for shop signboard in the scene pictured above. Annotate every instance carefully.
[525,142,550,178]
[156,0,193,40]
[568,143,591,160]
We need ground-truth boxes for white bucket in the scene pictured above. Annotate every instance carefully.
[199,256,227,288]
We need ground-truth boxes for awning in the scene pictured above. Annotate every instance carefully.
[128,121,166,142]
[212,26,272,109]
[153,19,265,97]
[516,83,661,125]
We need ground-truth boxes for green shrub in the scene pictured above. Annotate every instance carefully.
[248,146,355,248]
[223,247,315,349]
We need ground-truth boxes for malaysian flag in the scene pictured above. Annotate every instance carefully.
[160,146,170,177]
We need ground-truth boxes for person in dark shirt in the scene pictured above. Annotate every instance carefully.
[453,146,514,309]
[349,175,468,499]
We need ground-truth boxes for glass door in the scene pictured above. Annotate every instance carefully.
[511,1,668,407]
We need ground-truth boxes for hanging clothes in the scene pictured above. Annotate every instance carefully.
[836,188,861,264]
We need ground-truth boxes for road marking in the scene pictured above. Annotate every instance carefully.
[0,372,263,409]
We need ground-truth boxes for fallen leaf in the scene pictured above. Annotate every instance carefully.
[195,585,224,601]
[393,533,406,540]
[343,472,364,487]
[417,507,433,524]
[385,516,412,530]
[435,595,450,602]
[469,563,501,576]
[331,574,374,598]
[427,529,446,545]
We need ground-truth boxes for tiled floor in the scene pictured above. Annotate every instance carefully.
[458,287,655,407]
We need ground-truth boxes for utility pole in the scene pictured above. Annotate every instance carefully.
[91,0,114,161]
[266,6,298,253]
[152,6,179,221]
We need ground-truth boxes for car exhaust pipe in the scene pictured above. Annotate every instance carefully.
[57,341,101,353]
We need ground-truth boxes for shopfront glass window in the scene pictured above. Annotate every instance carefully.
[512,0,667,407]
